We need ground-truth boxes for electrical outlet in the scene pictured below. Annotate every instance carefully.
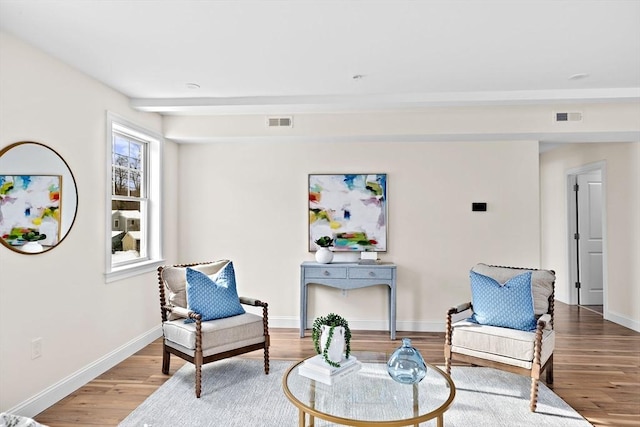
[31,337,42,359]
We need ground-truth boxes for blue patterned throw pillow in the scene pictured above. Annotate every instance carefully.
[185,262,245,322]
[469,270,536,331]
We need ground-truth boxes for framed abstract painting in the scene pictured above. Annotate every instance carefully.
[308,173,387,252]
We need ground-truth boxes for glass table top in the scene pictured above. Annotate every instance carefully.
[283,355,455,426]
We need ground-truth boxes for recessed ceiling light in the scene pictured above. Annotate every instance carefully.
[185,83,200,89]
[568,73,589,80]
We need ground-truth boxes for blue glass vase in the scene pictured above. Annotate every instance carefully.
[387,338,427,384]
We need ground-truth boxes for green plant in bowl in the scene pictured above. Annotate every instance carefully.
[314,236,334,248]
[22,230,46,242]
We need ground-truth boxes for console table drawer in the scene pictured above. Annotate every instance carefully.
[305,267,348,279]
[349,268,393,280]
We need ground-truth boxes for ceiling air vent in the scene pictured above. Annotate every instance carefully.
[267,116,293,128]
[555,112,583,122]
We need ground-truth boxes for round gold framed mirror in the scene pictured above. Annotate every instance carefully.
[0,141,78,254]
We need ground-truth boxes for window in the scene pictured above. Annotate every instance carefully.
[106,112,163,282]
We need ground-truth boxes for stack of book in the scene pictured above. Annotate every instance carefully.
[298,354,361,385]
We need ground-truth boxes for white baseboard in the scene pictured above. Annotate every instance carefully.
[395,320,446,333]
[9,326,162,418]
[605,310,640,333]
[268,316,299,329]
[273,317,446,334]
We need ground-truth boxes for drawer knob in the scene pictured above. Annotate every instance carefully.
[323,270,330,276]
[369,271,376,277]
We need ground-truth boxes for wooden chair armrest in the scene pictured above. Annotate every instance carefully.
[239,297,269,341]
[537,313,553,330]
[447,302,472,316]
[445,302,472,350]
[532,313,552,373]
[239,296,267,308]
[162,305,201,321]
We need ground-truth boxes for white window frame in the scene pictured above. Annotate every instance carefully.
[105,112,164,283]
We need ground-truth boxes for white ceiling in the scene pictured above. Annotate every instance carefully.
[1,0,639,115]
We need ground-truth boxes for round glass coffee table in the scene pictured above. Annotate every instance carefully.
[283,356,455,427]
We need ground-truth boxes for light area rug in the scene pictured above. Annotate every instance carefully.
[119,358,592,427]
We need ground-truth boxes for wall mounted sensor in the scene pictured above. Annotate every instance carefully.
[472,202,487,212]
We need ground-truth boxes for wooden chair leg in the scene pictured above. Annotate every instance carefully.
[444,313,453,377]
[444,343,452,376]
[161,343,170,375]
[195,361,202,398]
[195,344,203,398]
[195,319,203,398]
[529,377,539,412]
[546,355,554,387]
[263,345,270,374]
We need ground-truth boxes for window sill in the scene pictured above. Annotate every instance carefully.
[105,258,165,283]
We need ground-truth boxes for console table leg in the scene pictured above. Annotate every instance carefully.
[300,281,307,337]
[390,284,397,340]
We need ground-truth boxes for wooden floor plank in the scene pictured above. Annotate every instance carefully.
[32,302,640,427]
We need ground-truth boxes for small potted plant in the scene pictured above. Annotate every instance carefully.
[314,235,334,264]
[21,230,46,253]
[22,230,47,242]
[312,313,352,367]
[314,236,333,248]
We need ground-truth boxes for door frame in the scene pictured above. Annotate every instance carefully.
[565,160,608,313]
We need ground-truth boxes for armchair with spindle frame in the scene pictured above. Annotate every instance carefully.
[157,260,270,398]
[444,263,556,412]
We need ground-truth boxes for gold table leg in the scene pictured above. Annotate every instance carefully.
[413,383,419,427]
[309,380,316,427]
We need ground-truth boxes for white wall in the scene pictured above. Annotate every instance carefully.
[177,139,542,331]
[540,142,640,331]
[0,32,179,413]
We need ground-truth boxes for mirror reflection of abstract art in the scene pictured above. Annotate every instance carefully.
[0,174,62,248]
[0,141,78,254]
[308,173,387,252]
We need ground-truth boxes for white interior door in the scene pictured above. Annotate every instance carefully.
[577,170,604,306]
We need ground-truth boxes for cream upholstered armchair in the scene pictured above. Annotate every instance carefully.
[444,263,555,412]
[157,260,269,398]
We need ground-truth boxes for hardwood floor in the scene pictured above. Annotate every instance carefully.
[34,302,639,427]
[581,305,604,315]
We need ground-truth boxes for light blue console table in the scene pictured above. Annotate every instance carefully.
[300,261,397,340]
